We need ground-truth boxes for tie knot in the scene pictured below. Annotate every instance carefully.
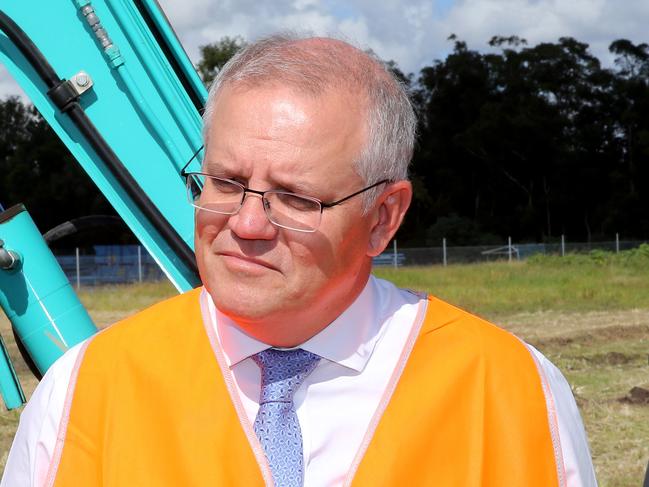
[253,348,320,403]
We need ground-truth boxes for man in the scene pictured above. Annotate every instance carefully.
[3,35,596,486]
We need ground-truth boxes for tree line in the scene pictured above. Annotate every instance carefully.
[406,36,649,245]
[1,35,647,247]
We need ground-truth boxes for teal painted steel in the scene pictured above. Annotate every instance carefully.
[0,0,207,292]
[107,0,204,154]
[139,0,208,108]
[0,332,24,410]
[0,205,98,408]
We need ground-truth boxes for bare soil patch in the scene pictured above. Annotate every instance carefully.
[620,386,649,406]
[495,308,649,347]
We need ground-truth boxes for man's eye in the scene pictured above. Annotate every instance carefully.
[276,193,319,212]
[209,178,241,193]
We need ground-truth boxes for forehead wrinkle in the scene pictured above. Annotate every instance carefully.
[270,174,320,196]
[202,159,225,175]
[202,157,250,178]
[204,84,365,197]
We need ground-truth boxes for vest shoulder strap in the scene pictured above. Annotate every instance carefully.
[51,288,265,487]
[350,295,562,486]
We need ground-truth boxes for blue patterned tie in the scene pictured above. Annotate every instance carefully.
[253,348,320,487]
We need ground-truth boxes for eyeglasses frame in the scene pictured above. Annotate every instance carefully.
[180,146,391,232]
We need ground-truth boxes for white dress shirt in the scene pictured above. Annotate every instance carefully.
[2,276,597,486]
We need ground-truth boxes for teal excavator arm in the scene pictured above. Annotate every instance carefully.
[0,0,208,408]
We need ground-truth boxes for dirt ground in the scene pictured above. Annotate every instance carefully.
[0,307,648,486]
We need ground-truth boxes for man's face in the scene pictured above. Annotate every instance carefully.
[195,84,376,345]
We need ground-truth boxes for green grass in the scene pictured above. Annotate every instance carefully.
[374,247,649,317]
[530,312,649,486]
[1,250,648,485]
[77,281,177,313]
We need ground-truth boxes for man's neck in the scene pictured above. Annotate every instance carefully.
[222,273,371,348]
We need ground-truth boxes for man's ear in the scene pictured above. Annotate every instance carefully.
[367,181,412,257]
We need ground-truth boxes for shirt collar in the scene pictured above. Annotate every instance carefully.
[207,276,385,373]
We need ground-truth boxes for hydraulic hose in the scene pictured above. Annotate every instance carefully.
[65,104,199,278]
[43,215,126,243]
[0,12,59,87]
[0,10,199,281]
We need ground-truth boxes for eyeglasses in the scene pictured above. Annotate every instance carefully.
[182,172,389,233]
[180,146,389,232]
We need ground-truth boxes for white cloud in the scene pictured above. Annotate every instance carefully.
[156,0,649,79]
[435,0,649,70]
[294,0,320,10]
[0,66,26,100]
[0,0,647,99]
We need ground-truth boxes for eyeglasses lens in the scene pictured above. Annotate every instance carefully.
[186,175,322,232]
[265,192,321,232]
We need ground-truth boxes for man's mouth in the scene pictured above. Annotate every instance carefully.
[217,251,278,272]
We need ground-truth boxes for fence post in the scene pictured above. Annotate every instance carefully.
[561,234,565,257]
[138,245,143,283]
[616,233,620,253]
[508,237,512,263]
[442,238,447,267]
[75,247,81,290]
[392,240,398,268]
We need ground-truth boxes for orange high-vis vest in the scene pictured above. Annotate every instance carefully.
[48,288,563,486]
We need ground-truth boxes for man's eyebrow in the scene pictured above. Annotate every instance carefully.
[273,178,320,196]
[202,160,232,176]
[199,164,320,195]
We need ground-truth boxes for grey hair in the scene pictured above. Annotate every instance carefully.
[202,33,416,211]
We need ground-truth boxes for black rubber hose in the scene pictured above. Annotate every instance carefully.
[0,10,200,283]
[43,215,125,243]
[0,11,59,86]
[66,103,200,278]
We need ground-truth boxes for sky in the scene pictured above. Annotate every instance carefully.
[1,0,648,99]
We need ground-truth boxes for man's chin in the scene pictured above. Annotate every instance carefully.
[208,282,281,322]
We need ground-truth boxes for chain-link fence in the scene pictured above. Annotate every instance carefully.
[55,239,649,286]
[373,238,649,267]
[55,245,165,287]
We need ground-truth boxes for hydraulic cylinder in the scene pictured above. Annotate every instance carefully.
[0,204,97,408]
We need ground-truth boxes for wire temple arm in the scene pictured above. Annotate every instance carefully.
[181,145,204,177]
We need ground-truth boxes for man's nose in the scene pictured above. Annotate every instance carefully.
[228,193,277,240]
